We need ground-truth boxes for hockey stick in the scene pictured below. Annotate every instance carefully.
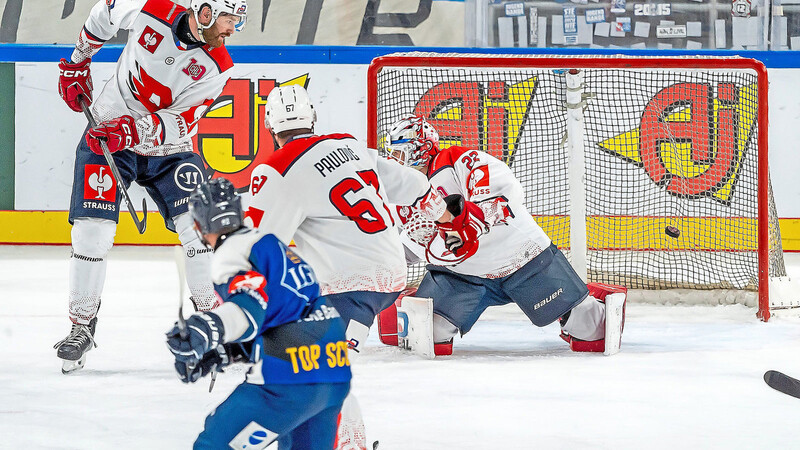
[764,370,800,399]
[79,97,147,234]
[173,246,217,392]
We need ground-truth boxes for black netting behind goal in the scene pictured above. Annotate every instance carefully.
[370,53,785,293]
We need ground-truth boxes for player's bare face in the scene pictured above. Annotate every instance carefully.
[202,14,240,48]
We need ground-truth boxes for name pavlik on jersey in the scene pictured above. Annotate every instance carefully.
[534,287,563,310]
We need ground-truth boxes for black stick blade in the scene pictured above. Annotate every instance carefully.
[764,370,800,399]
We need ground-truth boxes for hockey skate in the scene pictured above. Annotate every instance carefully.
[54,318,97,374]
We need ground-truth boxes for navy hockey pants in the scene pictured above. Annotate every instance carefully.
[194,381,350,449]
[416,243,589,334]
[69,127,207,231]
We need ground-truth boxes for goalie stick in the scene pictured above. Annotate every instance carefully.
[80,97,148,234]
[763,370,800,399]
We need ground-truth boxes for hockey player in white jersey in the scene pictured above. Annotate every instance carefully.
[244,86,481,355]
[377,115,627,356]
[54,0,247,373]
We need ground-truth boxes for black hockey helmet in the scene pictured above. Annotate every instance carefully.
[188,177,243,245]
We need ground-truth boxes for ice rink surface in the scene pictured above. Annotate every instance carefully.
[1,246,799,449]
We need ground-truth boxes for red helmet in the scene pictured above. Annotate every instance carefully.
[385,115,440,169]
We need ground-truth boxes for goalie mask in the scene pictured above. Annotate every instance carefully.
[386,115,440,170]
[190,0,248,34]
[189,177,243,247]
[265,85,317,134]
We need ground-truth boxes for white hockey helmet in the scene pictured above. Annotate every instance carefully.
[386,115,440,169]
[190,0,248,32]
[265,85,317,134]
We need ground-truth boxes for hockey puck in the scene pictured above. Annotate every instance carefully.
[665,226,680,238]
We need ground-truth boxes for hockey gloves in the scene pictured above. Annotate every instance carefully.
[58,58,93,112]
[86,115,140,155]
[437,194,488,258]
[166,312,225,383]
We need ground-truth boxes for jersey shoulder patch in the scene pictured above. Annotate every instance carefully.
[141,0,184,25]
[266,133,356,176]
[202,45,234,73]
[428,146,472,177]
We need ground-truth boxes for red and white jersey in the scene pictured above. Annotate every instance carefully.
[407,146,552,279]
[244,133,445,296]
[73,0,233,156]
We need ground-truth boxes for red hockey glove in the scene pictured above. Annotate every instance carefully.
[86,116,140,155]
[58,58,93,112]
[437,194,488,257]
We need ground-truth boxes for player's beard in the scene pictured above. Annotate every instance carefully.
[201,27,227,48]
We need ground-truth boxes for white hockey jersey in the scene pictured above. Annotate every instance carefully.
[403,146,552,279]
[72,0,233,156]
[244,133,445,296]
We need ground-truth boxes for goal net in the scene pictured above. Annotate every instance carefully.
[367,52,799,321]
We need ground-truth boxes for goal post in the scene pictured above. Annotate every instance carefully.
[367,52,799,321]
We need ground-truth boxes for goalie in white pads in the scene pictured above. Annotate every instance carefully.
[376,115,627,356]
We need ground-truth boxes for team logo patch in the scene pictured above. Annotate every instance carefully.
[173,162,203,192]
[229,271,269,307]
[467,165,490,197]
[228,421,277,449]
[182,58,207,81]
[229,272,267,293]
[138,26,163,53]
[84,164,116,201]
[237,4,247,14]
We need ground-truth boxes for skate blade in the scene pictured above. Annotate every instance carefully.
[61,355,87,374]
[603,293,626,356]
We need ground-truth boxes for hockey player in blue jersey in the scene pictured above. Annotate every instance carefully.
[166,177,351,449]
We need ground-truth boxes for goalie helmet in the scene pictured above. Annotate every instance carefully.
[386,115,440,169]
[190,0,248,32]
[189,177,243,244]
[265,85,317,134]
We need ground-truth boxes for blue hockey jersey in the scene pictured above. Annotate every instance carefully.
[212,229,352,385]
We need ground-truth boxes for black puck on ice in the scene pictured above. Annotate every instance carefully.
[665,226,680,238]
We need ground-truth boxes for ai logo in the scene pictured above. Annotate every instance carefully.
[84,164,116,201]
[174,162,204,192]
[228,421,277,449]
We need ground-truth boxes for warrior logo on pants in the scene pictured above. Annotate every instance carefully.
[84,164,116,201]
[174,162,204,192]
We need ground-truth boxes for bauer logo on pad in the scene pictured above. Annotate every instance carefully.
[84,164,116,202]
[138,26,163,53]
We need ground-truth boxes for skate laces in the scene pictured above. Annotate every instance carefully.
[53,323,97,350]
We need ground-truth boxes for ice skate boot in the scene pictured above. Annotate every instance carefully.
[54,318,97,374]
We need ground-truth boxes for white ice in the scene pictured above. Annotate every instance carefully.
[1,246,799,449]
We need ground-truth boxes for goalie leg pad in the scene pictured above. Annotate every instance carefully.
[69,218,116,324]
[559,283,627,354]
[397,296,435,359]
[376,288,417,347]
[175,212,217,311]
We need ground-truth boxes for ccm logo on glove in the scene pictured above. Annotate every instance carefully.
[86,116,140,155]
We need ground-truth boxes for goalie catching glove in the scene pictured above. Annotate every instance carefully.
[86,115,140,155]
[436,195,510,257]
[58,58,92,112]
